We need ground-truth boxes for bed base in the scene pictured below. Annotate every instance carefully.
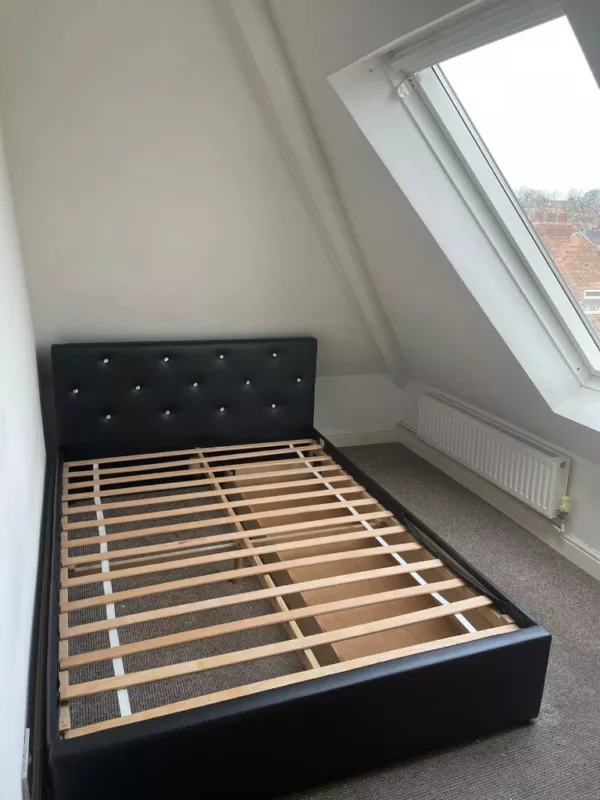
[49,437,550,799]
[40,338,550,800]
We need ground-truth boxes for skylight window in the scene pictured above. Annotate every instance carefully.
[330,2,600,429]
[440,17,600,340]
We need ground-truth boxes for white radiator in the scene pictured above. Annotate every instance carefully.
[417,395,570,519]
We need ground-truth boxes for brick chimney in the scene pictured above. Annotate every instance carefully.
[547,212,556,223]
[559,212,568,223]
[534,210,544,222]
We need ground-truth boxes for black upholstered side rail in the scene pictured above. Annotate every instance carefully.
[51,338,317,458]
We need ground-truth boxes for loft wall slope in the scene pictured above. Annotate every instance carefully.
[0,0,385,380]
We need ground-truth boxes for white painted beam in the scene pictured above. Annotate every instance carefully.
[217,0,408,387]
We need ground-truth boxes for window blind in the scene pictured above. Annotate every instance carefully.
[387,0,562,74]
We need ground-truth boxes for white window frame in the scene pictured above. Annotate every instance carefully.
[583,290,600,315]
[329,5,600,435]
[386,0,562,74]
[414,64,600,377]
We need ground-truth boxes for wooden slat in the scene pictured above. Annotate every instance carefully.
[64,517,406,567]
[61,555,444,613]
[238,541,318,668]
[59,661,71,733]
[195,439,314,454]
[62,463,345,502]
[63,486,366,530]
[63,455,333,491]
[291,448,490,634]
[70,543,237,575]
[61,561,453,639]
[194,439,314,454]
[58,703,71,733]
[67,456,211,477]
[62,501,385,550]
[250,522,364,547]
[65,448,201,469]
[65,439,316,468]
[198,451,319,670]
[65,445,324,481]
[63,475,355,516]
[62,533,421,588]
[63,514,392,565]
[61,578,463,669]
[64,625,518,738]
[60,596,493,699]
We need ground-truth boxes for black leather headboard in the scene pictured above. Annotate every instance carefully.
[52,337,317,458]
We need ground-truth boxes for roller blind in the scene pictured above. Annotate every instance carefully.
[387,0,562,74]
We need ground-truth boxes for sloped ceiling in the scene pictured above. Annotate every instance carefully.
[0,0,387,377]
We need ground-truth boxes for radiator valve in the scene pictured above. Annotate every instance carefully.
[556,495,571,517]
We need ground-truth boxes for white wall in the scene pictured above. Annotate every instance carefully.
[315,373,408,443]
[0,0,385,378]
[0,122,45,800]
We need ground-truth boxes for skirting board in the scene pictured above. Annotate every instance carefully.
[395,424,600,584]
[326,429,399,447]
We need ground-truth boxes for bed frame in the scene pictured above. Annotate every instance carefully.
[39,337,550,800]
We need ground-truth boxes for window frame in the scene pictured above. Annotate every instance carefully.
[583,289,600,315]
[414,63,600,378]
[329,5,600,435]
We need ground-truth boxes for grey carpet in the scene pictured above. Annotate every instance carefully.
[282,443,600,800]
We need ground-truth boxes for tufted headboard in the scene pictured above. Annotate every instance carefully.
[51,337,317,458]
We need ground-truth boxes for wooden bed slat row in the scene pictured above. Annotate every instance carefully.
[64,444,324,479]
[63,523,409,568]
[199,453,320,671]
[59,561,456,640]
[64,438,317,467]
[63,475,356,515]
[61,507,392,550]
[61,463,347,502]
[61,533,422,588]
[62,623,518,739]
[61,595,494,700]
[63,453,332,489]
[61,552,442,613]
[62,485,368,530]
[61,578,466,670]
[57,438,517,738]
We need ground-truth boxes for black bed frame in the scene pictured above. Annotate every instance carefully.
[30,337,551,800]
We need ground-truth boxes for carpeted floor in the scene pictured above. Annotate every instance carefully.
[285,442,600,800]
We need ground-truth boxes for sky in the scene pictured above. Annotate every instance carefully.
[441,17,600,198]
